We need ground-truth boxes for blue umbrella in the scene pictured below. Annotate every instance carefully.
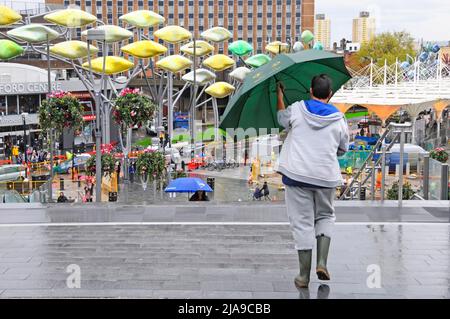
[164,178,213,193]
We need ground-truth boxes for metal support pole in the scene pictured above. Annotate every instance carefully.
[212,98,219,143]
[411,118,416,145]
[440,164,449,200]
[22,115,28,176]
[371,162,376,201]
[381,146,386,202]
[47,34,54,202]
[87,33,106,203]
[95,91,102,203]
[437,118,441,144]
[423,153,430,200]
[358,175,362,201]
[398,129,405,207]
[191,38,197,161]
[395,58,398,87]
[167,72,173,145]
[103,42,110,145]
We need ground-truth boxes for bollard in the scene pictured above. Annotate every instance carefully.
[370,163,376,201]
[59,177,64,191]
[440,164,449,200]
[359,187,366,200]
[423,153,430,200]
[380,146,387,202]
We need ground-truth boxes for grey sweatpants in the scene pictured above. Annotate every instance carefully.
[285,186,336,250]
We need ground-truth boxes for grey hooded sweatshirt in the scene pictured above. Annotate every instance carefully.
[277,100,349,188]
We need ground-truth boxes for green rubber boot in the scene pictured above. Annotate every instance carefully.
[294,250,312,289]
[316,235,331,281]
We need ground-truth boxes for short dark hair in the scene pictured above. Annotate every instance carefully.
[311,74,333,99]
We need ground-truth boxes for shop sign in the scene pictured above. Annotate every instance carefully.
[82,115,96,121]
[0,82,62,95]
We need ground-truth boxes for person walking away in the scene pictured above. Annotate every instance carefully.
[129,163,135,183]
[276,75,349,289]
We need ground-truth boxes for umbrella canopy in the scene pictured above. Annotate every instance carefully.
[165,178,213,193]
[220,50,351,133]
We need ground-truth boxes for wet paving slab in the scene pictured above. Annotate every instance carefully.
[0,224,449,299]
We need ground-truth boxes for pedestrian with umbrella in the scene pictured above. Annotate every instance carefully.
[277,75,349,289]
[220,50,351,290]
[165,177,213,201]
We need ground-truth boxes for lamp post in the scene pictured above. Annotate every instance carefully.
[21,112,28,177]
[46,33,54,202]
[86,29,107,203]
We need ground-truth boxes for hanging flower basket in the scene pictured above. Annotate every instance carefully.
[113,88,157,129]
[430,148,449,163]
[85,153,116,176]
[136,151,166,181]
[38,90,84,135]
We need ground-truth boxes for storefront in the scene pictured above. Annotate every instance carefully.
[0,63,96,157]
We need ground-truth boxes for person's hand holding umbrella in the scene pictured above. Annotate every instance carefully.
[277,81,286,112]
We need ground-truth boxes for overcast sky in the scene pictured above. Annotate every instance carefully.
[316,0,450,43]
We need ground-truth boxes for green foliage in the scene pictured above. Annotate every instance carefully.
[172,134,191,144]
[386,181,415,200]
[357,31,416,67]
[133,137,152,148]
[39,92,84,135]
[136,151,166,180]
[112,88,157,130]
[85,153,116,176]
[173,170,187,179]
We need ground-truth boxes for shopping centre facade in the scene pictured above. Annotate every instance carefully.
[0,62,99,157]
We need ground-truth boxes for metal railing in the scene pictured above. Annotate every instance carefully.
[340,121,449,204]
[340,123,399,200]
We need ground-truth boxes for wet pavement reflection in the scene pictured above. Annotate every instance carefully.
[0,224,449,298]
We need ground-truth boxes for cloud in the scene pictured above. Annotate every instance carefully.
[316,0,450,42]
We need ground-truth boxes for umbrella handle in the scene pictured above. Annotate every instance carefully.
[276,81,285,94]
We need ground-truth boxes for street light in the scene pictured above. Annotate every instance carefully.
[86,29,107,203]
[21,112,28,177]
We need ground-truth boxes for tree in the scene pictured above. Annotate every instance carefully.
[357,31,416,66]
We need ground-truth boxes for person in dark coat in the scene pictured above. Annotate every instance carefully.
[57,192,68,203]
[189,191,210,202]
[262,182,271,200]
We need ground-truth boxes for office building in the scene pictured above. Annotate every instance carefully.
[314,13,330,50]
[352,11,375,44]
[46,0,315,54]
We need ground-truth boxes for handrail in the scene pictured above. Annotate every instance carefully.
[411,193,426,200]
[339,125,393,200]
[359,132,400,187]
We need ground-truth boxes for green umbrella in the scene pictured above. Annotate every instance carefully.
[220,50,351,134]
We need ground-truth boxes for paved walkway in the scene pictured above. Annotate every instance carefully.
[0,222,449,298]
